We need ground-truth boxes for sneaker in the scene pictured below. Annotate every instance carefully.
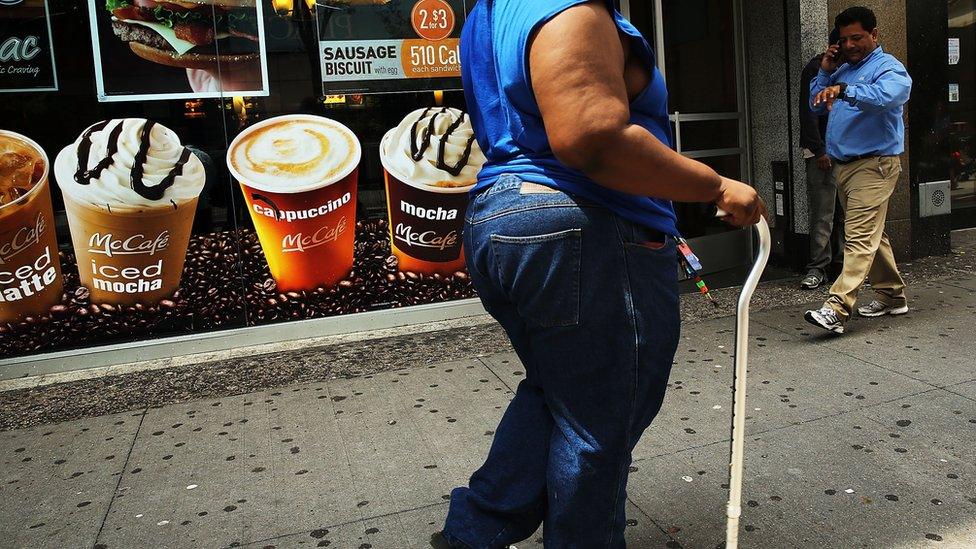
[804,307,845,334]
[857,300,909,318]
[800,271,824,290]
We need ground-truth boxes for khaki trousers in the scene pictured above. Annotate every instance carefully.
[825,156,907,321]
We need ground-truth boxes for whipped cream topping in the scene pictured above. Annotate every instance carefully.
[229,116,360,193]
[55,119,205,210]
[384,108,485,189]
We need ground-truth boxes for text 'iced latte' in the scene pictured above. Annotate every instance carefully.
[0,130,63,323]
[381,107,486,275]
[228,115,361,292]
[55,119,205,306]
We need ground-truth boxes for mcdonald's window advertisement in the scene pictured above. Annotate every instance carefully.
[317,0,468,94]
[87,0,271,102]
[0,0,487,360]
[0,0,58,93]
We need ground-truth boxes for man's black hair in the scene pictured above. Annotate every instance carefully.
[835,6,878,32]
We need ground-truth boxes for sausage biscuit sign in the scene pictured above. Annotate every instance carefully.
[317,0,468,94]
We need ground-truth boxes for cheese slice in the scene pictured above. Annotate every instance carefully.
[121,18,196,55]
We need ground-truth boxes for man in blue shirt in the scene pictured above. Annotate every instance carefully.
[805,6,912,335]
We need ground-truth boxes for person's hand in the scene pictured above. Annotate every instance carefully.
[186,64,264,93]
[816,154,832,172]
[821,44,841,72]
[813,85,843,111]
[716,177,766,227]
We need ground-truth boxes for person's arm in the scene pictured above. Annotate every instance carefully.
[810,69,835,115]
[811,43,842,114]
[799,60,827,157]
[839,65,912,112]
[529,1,763,226]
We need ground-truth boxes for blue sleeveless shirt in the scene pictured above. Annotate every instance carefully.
[460,0,678,236]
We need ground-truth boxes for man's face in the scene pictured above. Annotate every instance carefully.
[838,22,879,64]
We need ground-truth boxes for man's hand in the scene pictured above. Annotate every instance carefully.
[716,177,767,227]
[814,85,843,111]
[816,154,832,172]
[820,44,841,72]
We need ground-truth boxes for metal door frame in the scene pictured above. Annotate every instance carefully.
[623,0,752,177]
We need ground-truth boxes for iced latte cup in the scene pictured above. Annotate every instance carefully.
[0,130,63,323]
[55,119,206,306]
[228,115,360,292]
[381,108,486,275]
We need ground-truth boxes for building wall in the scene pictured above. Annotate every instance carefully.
[744,0,790,229]
[744,0,825,240]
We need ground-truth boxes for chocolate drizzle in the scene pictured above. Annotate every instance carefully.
[156,148,193,197]
[129,121,187,201]
[409,108,477,178]
[74,120,116,185]
[409,107,436,161]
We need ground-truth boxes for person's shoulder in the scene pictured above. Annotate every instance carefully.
[877,49,908,71]
[494,0,598,21]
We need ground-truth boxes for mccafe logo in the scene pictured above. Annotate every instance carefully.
[394,223,458,251]
[88,231,171,257]
[0,212,45,266]
[281,216,348,253]
[252,192,351,223]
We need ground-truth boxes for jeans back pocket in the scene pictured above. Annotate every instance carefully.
[490,229,582,328]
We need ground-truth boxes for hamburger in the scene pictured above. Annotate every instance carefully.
[106,0,260,70]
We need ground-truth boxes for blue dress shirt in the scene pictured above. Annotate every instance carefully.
[810,46,912,162]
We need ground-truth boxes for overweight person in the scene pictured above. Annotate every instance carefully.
[432,1,765,547]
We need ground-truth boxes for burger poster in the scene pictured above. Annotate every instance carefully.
[0,0,59,93]
[317,0,469,94]
[87,0,270,102]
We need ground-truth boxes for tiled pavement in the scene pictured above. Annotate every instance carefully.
[1,276,974,548]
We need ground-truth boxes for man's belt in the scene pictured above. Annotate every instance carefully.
[833,153,883,165]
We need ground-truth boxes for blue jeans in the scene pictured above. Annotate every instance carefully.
[443,175,681,548]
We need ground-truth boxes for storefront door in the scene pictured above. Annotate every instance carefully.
[623,0,747,235]
[949,0,976,229]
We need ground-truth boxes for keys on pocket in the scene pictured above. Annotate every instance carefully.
[677,237,718,307]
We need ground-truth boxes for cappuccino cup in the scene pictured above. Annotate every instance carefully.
[228,115,360,292]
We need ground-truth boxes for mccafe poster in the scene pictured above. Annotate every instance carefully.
[0,0,58,93]
[317,0,469,94]
[86,0,270,102]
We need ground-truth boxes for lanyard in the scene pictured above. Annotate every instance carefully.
[677,237,718,306]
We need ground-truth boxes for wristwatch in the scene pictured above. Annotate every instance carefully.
[836,82,848,99]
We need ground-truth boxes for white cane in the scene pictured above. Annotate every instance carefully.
[716,211,772,549]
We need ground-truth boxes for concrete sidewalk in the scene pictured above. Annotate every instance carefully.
[2,275,975,548]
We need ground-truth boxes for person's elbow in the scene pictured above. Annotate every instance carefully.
[549,122,625,174]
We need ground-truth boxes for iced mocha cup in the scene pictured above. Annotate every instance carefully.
[380,107,486,275]
[54,119,205,306]
[0,130,64,323]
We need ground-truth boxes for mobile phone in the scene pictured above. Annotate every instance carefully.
[831,41,845,62]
